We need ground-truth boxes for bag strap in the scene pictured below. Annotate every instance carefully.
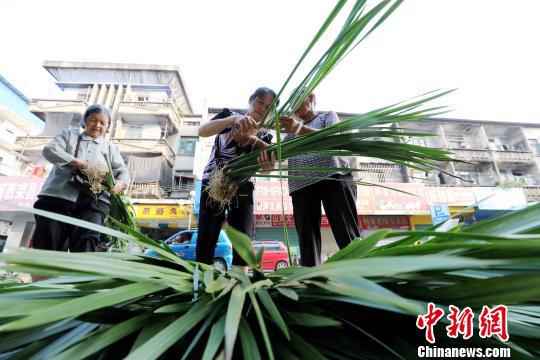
[211,109,233,165]
[105,142,115,185]
[73,133,83,158]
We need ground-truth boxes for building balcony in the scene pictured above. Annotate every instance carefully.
[494,150,535,163]
[450,148,492,162]
[524,186,540,203]
[127,182,194,200]
[29,99,86,114]
[13,136,53,151]
[127,181,164,199]
[355,163,405,183]
[119,101,172,116]
[166,184,194,199]
[14,136,177,165]
[113,138,176,164]
[119,101,199,134]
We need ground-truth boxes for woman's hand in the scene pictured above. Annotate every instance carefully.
[257,150,276,171]
[70,159,88,171]
[111,181,127,194]
[280,116,302,133]
[232,116,258,145]
[233,115,257,136]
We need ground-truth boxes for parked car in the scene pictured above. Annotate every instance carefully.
[253,240,289,271]
[144,230,233,271]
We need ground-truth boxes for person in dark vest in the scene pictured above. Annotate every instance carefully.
[196,87,276,269]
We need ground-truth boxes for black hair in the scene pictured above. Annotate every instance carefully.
[81,104,112,128]
[248,87,276,103]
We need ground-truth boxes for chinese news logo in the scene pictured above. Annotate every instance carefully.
[416,303,509,344]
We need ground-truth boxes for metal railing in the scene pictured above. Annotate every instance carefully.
[494,150,535,162]
[450,148,492,162]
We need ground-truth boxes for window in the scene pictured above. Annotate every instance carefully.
[254,243,281,251]
[77,92,88,101]
[177,137,197,156]
[174,176,194,190]
[169,232,193,244]
[125,125,143,138]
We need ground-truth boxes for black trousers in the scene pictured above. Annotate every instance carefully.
[31,194,110,252]
[291,174,360,267]
[196,181,254,266]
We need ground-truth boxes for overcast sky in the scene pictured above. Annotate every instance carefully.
[1,0,539,123]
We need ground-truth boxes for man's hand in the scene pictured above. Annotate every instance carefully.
[111,181,127,195]
[280,116,302,133]
[257,150,276,171]
[70,159,88,171]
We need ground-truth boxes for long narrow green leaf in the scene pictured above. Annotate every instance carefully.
[223,225,258,269]
[239,319,262,360]
[0,320,80,352]
[125,298,213,360]
[289,331,327,360]
[257,289,290,339]
[0,282,166,331]
[246,290,275,360]
[286,312,341,327]
[464,203,540,235]
[281,256,499,284]
[181,303,224,360]
[23,208,191,271]
[327,230,389,262]
[202,315,226,360]
[130,316,174,352]
[32,322,98,359]
[224,284,245,360]
[53,315,150,360]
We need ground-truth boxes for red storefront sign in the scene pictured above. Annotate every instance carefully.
[255,214,410,230]
[359,215,410,229]
[0,176,44,210]
[270,214,295,227]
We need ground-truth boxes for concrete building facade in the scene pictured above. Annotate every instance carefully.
[0,74,44,250]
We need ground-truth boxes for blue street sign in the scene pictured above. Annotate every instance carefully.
[430,203,450,225]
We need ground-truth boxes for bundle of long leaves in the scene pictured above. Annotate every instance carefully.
[1,205,540,359]
[104,169,138,251]
[208,90,455,204]
[206,0,454,204]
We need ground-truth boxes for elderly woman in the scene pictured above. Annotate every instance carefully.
[31,104,129,252]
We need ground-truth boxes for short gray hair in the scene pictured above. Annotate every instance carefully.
[81,104,112,128]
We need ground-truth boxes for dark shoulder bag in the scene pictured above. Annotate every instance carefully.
[69,133,94,196]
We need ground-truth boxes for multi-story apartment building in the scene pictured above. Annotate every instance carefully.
[0,73,43,250]
[0,74,43,176]
[391,118,540,197]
